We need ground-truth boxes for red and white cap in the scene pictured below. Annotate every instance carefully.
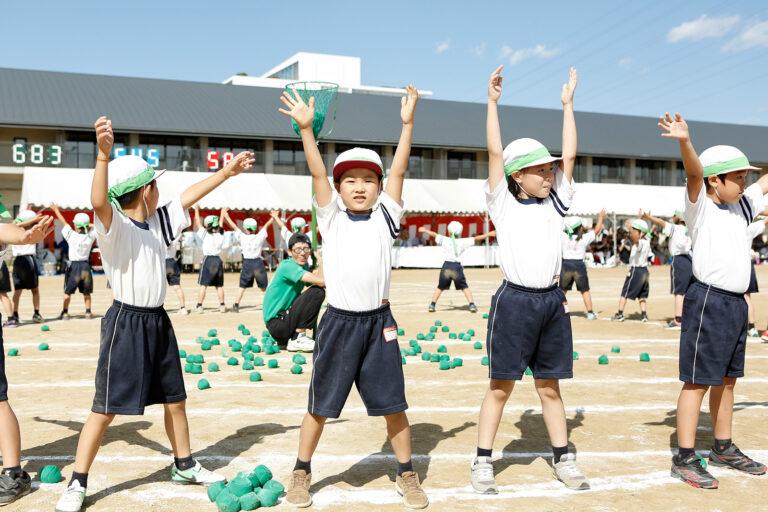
[332,148,383,181]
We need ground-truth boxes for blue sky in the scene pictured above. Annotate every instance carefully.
[2,1,767,125]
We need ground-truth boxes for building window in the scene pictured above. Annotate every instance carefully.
[593,157,625,183]
[447,151,475,179]
[636,159,664,185]
[272,63,298,81]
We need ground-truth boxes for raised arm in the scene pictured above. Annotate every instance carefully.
[91,116,114,230]
[262,216,275,230]
[0,216,54,245]
[659,113,702,203]
[221,207,241,233]
[418,226,438,239]
[180,152,254,209]
[278,91,332,207]
[560,67,578,181]
[473,230,496,242]
[639,209,666,229]
[270,210,288,231]
[487,66,505,192]
[49,202,70,228]
[593,209,606,235]
[385,85,419,204]
[193,204,202,231]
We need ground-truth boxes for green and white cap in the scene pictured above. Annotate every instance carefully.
[290,217,307,232]
[107,155,165,214]
[502,138,561,176]
[332,147,383,181]
[699,145,760,178]
[243,218,258,231]
[631,219,651,237]
[447,221,463,236]
[564,217,582,238]
[74,213,90,229]
[674,210,683,217]
[204,215,219,228]
[14,209,36,223]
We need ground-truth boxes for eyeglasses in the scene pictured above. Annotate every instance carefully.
[292,247,311,254]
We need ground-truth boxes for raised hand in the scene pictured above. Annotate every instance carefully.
[270,209,279,219]
[222,151,255,178]
[659,112,690,142]
[94,116,114,156]
[400,85,419,125]
[561,67,578,106]
[599,209,606,218]
[22,215,54,244]
[418,226,428,233]
[488,65,503,102]
[279,90,315,131]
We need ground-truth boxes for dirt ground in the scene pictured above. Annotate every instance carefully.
[1,265,767,511]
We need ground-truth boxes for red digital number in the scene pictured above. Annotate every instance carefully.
[207,151,219,170]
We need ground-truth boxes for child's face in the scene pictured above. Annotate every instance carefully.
[709,171,747,203]
[290,242,311,265]
[629,227,642,244]
[513,163,555,199]
[335,167,381,212]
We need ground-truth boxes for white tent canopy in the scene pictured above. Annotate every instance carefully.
[20,167,685,217]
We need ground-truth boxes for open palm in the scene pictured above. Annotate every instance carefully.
[279,90,315,130]
[561,67,578,105]
[659,112,689,141]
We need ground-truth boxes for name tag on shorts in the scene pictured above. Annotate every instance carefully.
[383,326,398,342]
[562,302,570,314]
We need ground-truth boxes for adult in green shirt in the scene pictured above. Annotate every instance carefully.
[264,233,325,352]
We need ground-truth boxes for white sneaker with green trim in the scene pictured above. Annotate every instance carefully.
[171,461,226,486]
[55,481,86,512]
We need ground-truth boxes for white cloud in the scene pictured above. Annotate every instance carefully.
[470,42,486,57]
[667,14,740,43]
[499,45,513,59]
[435,38,450,54]
[618,57,633,70]
[723,20,768,52]
[507,44,562,66]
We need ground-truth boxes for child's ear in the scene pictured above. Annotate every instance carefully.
[511,171,523,184]
[334,182,341,192]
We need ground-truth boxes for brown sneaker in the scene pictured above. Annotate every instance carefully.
[285,470,312,507]
[395,471,428,509]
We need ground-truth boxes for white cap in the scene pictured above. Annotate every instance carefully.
[447,221,463,236]
[204,215,219,227]
[631,219,650,235]
[74,213,90,227]
[107,155,164,191]
[16,209,36,222]
[291,217,307,230]
[243,218,258,230]
[699,145,761,177]
[502,138,561,176]
[332,148,384,181]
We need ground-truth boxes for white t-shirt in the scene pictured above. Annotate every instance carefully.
[435,234,474,263]
[96,199,190,307]
[234,229,268,259]
[629,238,652,267]
[486,172,575,288]
[167,238,180,260]
[685,183,765,293]
[281,226,292,248]
[747,221,765,245]
[662,221,691,256]
[197,228,225,256]
[561,230,595,260]
[315,190,404,311]
[62,225,97,262]
[11,243,36,257]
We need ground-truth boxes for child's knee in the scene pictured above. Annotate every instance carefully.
[90,412,116,426]
[535,380,561,400]
[165,400,187,413]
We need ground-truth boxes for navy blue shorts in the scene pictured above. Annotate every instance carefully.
[0,319,7,401]
[240,258,268,289]
[559,259,590,292]
[308,303,407,418]
[198,255,224,287]
[12,255,38,290]
[165,257,181,286]
[746,262,758,294]
[0,261,10,293]
[486,281,573,380]
[620,266,649,300]
[670,254,694,295]
[64,260,93,295]
[680,281,747,386]
[92,301,187,415]
[437,261,468,290]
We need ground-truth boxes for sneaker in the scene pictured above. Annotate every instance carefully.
[285,469,312,507]
[32,313,44,324]
[58,312,70,320]
[671,453,718,489]
[761,329,768,342]
[428,303,435,313]
[288,333,315,353]
[55,480,87,512]
[470,456,498,494]
[2,317,17,328]
[171,461,226,486]
[708,443,767,475]
[193,305,204,314]
[747,327,759,338]
[84,312,93,319]
[0,472,31,506]
[395,471,428,509]
[666,318,682,329]
[552,453,590,490]
[219,304,227,313]
[178,307,189,315]
[586,312,598,320]
[232,304,240,313]
[612,313,625,322]
[641,315,648,323]
[469,303,478,313]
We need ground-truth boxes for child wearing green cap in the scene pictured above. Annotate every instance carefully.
[659,112,768,489]
[560,210,605,319]
[612,218,652,322]
[49,203,97,320]
[744,216,768,338]
[192,205,229,313]
[55,116,254,512]
[0,215,54,505]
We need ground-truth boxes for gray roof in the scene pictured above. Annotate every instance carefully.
[1,67,767,163]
